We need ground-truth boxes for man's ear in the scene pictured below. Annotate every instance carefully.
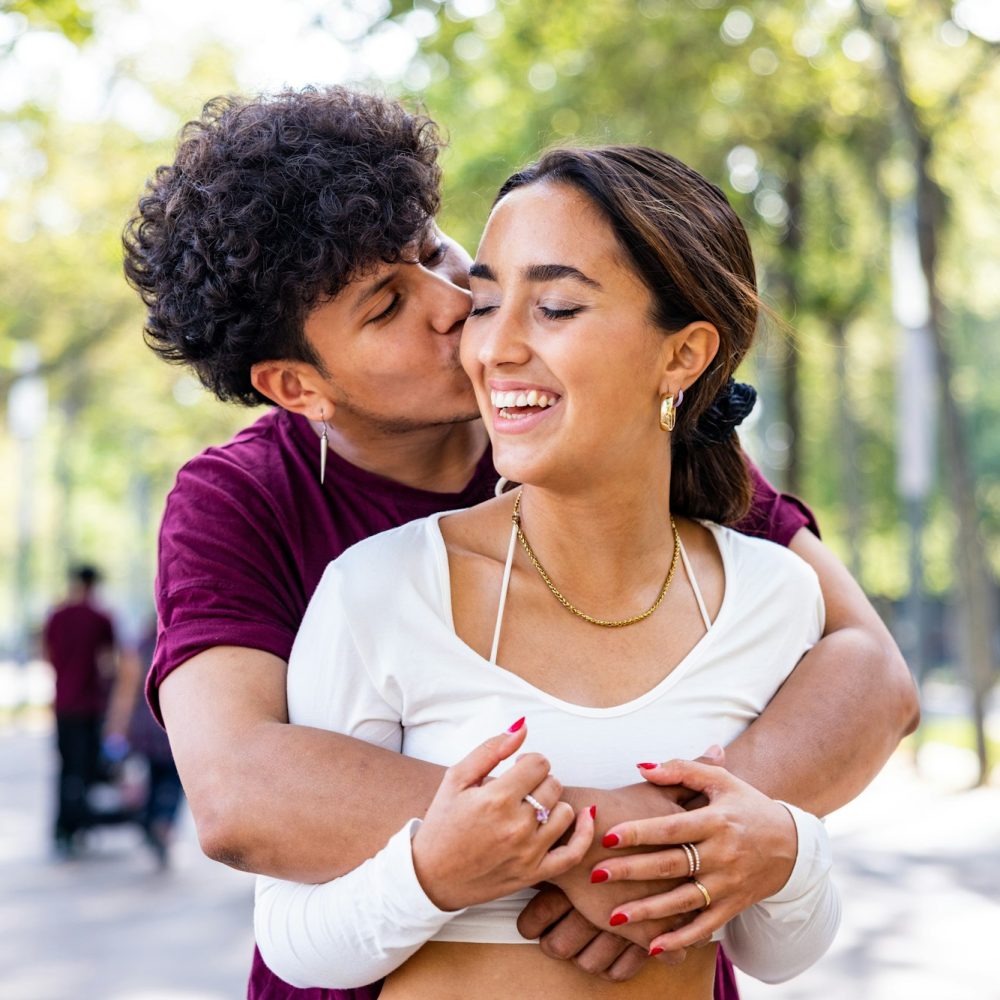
[657,321,721,395]
[251,361,336,423]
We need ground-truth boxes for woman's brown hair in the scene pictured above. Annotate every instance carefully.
[496,146,758,524]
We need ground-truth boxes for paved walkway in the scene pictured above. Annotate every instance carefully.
[0,717,254,1000]
[737,744,1000,1000]
[1,717,998,999]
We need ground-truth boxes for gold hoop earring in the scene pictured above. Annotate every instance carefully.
[659,394,676,432]
[319,409,329,485]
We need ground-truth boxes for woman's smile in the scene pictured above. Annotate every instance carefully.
[488,381,563,433]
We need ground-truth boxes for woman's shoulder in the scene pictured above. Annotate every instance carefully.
[319,514,447,608]
[705,520,821,597]
[436,493,514,561]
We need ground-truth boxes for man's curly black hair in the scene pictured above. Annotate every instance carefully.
[123,87,444,406]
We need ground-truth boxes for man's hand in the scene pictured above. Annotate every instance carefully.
[517,885,654,982]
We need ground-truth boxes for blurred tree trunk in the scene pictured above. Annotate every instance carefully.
[862,3,997,783]
[831,319,864,580]
[772,140,805,495]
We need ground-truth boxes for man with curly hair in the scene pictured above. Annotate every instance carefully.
[124,87,917,1000]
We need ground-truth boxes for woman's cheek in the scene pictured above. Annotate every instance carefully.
[459,324,481,378]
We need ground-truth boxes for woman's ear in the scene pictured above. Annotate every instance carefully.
[657,321,721,395]
[251,361,337,423]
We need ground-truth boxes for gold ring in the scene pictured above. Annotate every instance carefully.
[680,842,696,877]
[690,842,701,875]
[692,878,711,909]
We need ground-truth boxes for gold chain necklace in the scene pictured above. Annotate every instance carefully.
[511,490,680,628]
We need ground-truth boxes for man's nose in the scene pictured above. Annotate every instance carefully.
[424,269,473,335]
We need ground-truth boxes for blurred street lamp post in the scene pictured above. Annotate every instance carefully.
[7,343,48,667]
[892,202,935,691]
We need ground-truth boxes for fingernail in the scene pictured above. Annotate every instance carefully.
[602,832,620,848]
[609,912,629,927]
[649,946,664,957]
[507,717,525,733]
[636,762,658,770]
[590,868,610,884]
[703,744,723,759]
[589,804,597,819]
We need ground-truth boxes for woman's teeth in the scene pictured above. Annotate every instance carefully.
[489,389,559,409]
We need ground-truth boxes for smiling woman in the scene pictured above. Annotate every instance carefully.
[252,145,841,999]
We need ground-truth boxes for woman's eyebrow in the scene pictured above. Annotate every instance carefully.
[468,261,602,289]
[524,263,602,289]
[469,262,495,281]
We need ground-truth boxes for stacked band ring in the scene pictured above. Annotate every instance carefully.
[680,842,701,877]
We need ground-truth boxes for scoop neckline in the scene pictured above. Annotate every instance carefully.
[423,510,732,718]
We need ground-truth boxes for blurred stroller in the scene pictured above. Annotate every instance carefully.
[103,625,184,868]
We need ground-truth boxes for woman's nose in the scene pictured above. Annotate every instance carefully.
[476,306,531,368]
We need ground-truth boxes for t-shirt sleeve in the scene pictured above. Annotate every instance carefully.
[736,458,820,547]
[148,455,306,723]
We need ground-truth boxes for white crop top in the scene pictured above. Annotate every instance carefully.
[255,513,838,989]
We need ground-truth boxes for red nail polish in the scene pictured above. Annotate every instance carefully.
[589,805,597,819]
[609,912,629,927]
[602,832,620,848]
[590,868,610,884]
[637,762,658,770]
[507,716,525,733]
[649,946,664,957]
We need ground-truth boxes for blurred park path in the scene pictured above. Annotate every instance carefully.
[738,750,1000,1000]
[0,716,254,1000]
[2,711,998,1000]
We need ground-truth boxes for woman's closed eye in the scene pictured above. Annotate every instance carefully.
[468,301,499,318]
[539,304,583,320]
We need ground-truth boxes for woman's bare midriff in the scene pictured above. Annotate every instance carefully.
[380,941,719,1000]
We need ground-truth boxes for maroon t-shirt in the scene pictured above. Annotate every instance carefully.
[153,407,817,1000]
[44,600,115,716]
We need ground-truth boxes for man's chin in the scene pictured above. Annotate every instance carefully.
[357,408,483,434]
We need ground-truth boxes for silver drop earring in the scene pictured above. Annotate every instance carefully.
[319,410,329,486]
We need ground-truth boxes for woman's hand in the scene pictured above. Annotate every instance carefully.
[411,719,595,913]
[591,749,798,955]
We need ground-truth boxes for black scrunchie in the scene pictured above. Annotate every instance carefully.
[693,378,757,444]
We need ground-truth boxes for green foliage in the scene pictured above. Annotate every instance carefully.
[2,0,93,44]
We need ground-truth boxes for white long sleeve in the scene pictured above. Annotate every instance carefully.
[721,803,841,983]
[255,819,464,989]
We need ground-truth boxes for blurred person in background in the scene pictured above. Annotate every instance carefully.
[43,564,117,857]
[123,86,918,1000]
